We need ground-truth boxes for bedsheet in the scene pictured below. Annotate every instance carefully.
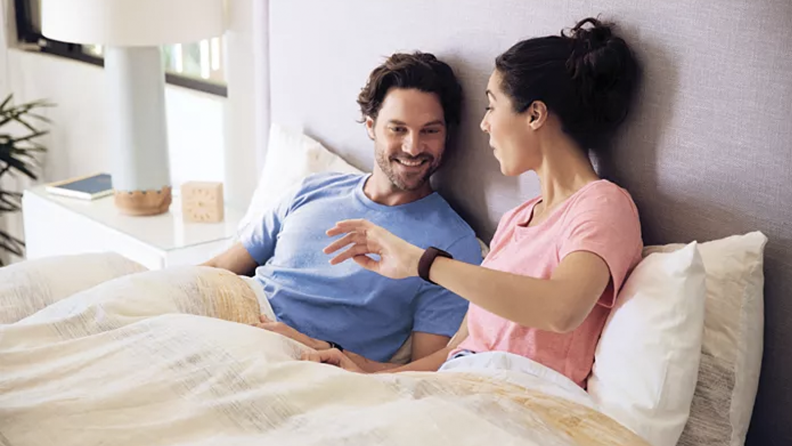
[0,261,647,446]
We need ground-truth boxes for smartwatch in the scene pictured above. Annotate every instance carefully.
[418,247,453,285]
[325,340,344,352]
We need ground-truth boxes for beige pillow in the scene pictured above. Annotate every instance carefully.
[645,231,767,446]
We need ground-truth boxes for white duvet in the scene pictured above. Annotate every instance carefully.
[0,254,647,446]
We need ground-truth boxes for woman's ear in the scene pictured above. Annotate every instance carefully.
[527,101,549,130]
[365,117,376,140]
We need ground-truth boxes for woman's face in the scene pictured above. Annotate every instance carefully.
[480,70,538,176]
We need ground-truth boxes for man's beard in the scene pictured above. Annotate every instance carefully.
[375,148,439,192]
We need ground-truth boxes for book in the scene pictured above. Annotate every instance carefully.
[45,173,114,200]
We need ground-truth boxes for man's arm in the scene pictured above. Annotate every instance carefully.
[303,314,470,373]
[382,312,470,373]
[344,314,469,373]
[208,182,304,275]
[202,242,259,276]
[341,331,451,373]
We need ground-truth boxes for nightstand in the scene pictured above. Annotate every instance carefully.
[22,186,244,270]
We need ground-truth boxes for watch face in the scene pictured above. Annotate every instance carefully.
[186,188,217,221]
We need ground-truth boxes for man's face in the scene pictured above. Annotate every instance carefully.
[366,88,447,191]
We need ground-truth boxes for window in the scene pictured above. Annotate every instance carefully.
[13,0,227,97]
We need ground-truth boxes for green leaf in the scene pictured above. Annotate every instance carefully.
[26,113,52,124]
[0,153,37,179]
[0,192,21,208]
[9,116,40,134]
[0,94,52,262]
[0,94,12,112]
[7,130,47,144]
[0,189,22,212]
[0,97,54,132]
[0,230,25,258]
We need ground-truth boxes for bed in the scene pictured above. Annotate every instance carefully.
[2,1,791,446]
[264,2,792,445]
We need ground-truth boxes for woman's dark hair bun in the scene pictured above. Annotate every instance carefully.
[564,17,638,135]
[495,16,640,152]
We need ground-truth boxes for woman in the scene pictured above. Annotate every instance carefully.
[307,17,642,388]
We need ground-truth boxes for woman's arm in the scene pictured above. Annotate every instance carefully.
[324,220,611,334]
[428,251,610,333]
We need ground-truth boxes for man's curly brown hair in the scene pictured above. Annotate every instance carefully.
[357,52,462,127]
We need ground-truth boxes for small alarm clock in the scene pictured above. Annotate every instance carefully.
[181,181,224,223]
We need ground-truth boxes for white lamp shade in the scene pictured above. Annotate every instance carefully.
[41,0,226,46]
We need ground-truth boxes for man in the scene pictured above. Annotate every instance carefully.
[204,52,481,371]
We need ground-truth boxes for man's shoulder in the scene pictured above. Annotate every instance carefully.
[299,172,365,192]
[418,194,479,243]
[285,172,365,212]
[408,195,483,264]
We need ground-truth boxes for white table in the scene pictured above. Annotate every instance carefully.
[22,186,243,270]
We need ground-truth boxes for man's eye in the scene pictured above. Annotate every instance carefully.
[390,127,406,133]
[423,128,441,134]
[485,106,493,112]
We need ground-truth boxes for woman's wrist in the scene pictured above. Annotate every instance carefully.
[408,246,426,277]
[416,247,454,284]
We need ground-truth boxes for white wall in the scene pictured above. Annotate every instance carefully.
[222,0,265,211]
[0,0,8,95]
[0,0,14,264]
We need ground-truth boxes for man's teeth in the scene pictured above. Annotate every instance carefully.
[397,159,424,167]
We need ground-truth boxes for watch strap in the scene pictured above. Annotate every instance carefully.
[418,247,453,285]
[325,340,344,352]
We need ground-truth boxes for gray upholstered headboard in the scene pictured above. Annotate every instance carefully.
[264,1,792,444]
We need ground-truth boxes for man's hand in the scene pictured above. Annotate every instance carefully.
[302,349,365,373]
[254,315,330,351]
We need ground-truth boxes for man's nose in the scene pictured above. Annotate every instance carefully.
[402,132,422,156]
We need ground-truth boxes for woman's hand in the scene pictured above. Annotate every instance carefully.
[324,219,424,280]
[302,348,366,373]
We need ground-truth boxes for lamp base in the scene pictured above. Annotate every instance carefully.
[114,186,172,216]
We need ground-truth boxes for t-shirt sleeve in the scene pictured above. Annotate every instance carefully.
[412,234,482,336]
[558,191,642,308]
[239,183,301,264]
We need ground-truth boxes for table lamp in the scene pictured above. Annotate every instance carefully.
[40,0,226,216]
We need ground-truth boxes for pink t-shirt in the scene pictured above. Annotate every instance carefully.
[454,180,643,388]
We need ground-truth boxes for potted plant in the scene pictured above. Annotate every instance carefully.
[0,94,53,266]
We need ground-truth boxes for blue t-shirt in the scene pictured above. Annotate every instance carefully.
[241,173,482,362]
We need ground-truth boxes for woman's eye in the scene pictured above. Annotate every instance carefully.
[390,127,406,133]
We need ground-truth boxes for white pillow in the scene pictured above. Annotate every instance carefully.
[650,232,767,446]
[588,242,707,446]
[238,123,363,234]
